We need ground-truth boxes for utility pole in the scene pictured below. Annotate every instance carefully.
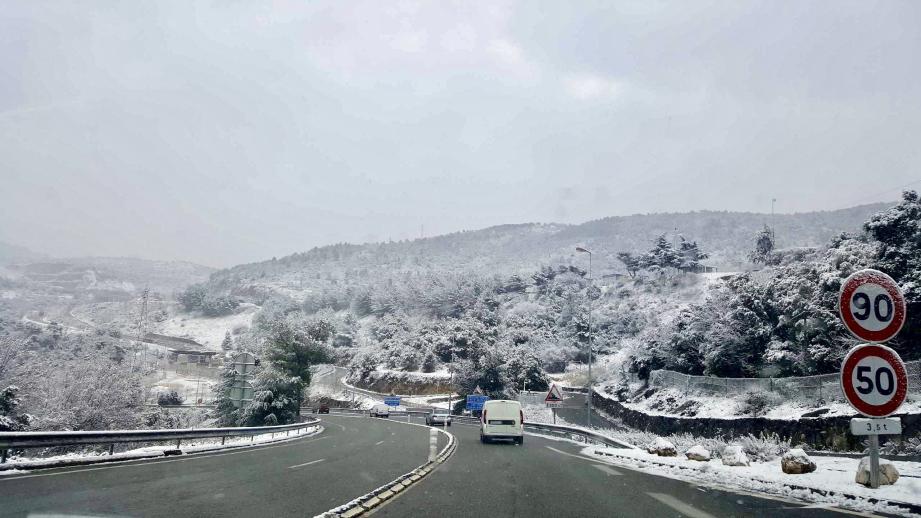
[133,287,150,372]
[575,247,593,428]
[771,198,777,244]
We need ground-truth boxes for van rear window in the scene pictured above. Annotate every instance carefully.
[488,419,516,425]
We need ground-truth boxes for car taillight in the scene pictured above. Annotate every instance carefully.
[520,409,524,425]
[482,409,486,423]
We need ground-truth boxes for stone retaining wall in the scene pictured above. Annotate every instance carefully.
[592,391,921,450]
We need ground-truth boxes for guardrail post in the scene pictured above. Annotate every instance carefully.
[1,449,7,463]
[221,436,226,445]
[109,444,115,455]
[176,439,181,449]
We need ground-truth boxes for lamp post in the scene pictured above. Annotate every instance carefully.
[575,246,593,428]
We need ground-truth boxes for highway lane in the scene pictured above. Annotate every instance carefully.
[375,417,853,518]
[0,416,444,518]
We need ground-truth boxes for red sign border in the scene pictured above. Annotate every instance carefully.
[838,269,906,343]
[545,383,563,403]
[840,343,908,417]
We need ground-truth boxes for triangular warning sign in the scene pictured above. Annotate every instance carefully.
[545,384,563,403]
[473,385,485,395]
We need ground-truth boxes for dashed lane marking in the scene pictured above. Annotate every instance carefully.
[647,492,716,518]
[288,458,325,469]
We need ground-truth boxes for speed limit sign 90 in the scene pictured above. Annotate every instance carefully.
[838,269,906,343]
[840,344,908,417]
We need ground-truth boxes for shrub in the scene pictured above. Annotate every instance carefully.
[740,432,790,462]
[157,390,184,406]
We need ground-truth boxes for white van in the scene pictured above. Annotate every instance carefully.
[479,400,524,444]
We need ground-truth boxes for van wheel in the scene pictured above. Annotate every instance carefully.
[516,436,523,445]
[480,434,486,444]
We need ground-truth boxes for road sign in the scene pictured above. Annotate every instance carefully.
[850,417,902,436]
[231,352,257,376]
[384,396,401,407]
[838,269,906,343]
[229,379,254,409]
[466,394,489,411]
[545,384,564,408]
[473,385,485,395]
[840,343,908,418]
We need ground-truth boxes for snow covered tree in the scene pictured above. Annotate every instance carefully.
[677,237,709,272]
[264,319,332,414]
[640,235,681,272]
[240,370,301,426]
[749,225,776,265]
[221,331,233,351]
[616,252,642,277]
[0,386,31,431]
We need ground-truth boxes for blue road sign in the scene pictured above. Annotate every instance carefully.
[466,395,489,411]
[384,396,401,407]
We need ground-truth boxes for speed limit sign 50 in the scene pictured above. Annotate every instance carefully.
[840,343,908,417]
[838,269,906,343]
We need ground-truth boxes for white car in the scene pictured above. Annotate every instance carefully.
[369,404,391,418]
[425,410,452,426]
[479,400,524,444]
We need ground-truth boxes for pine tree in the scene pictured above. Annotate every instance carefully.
[749,225,775,264]
[221,331,233,351]
[677,237,709,272]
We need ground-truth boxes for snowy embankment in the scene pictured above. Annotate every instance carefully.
[583,444,921,516]
[155,304,259,350]
[0,425,323,473]
[611,384,921,421]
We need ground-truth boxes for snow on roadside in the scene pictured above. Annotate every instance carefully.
[583,444,921,515]
[0,425,323,473]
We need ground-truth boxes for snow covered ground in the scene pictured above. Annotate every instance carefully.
[583,444,921,515]
[0,425,323,473]
[154,303,258,350]
[610,385,921,420]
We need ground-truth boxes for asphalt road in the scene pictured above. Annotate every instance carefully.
[376,416,854,518]
[0,415,445,518]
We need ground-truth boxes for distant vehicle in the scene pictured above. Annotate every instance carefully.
[425,409,452,427]
[370,404,390,418]
[316,404,330,414]
[480,400,524,444]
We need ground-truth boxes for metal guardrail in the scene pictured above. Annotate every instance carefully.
[0,418,321,463]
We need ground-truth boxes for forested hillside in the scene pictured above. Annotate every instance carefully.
[191,199,921,409]
[203,203,887,307]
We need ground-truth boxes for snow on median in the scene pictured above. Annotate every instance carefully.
[582,443,921,515]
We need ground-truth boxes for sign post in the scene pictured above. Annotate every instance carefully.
[838,269,908,489]
[545,384,564,424]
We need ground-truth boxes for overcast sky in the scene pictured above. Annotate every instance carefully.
[2,1,920,267]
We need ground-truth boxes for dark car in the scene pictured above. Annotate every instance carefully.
[316,405,330,414]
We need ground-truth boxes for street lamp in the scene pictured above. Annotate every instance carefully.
[575,246,593,428]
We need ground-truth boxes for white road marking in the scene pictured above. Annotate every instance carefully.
[375,440,385,446]
[288,458,325,469]
[646,492,716,518]
[545,446,605,464]
[592,464,623,476]
[0,435,330,482]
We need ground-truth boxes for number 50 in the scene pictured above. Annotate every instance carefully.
[855,365,895,396]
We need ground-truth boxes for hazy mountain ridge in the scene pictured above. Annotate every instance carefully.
[207,203,891,300]
[2,256,215,298]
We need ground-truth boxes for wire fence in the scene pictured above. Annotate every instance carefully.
[649,360,921,405]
